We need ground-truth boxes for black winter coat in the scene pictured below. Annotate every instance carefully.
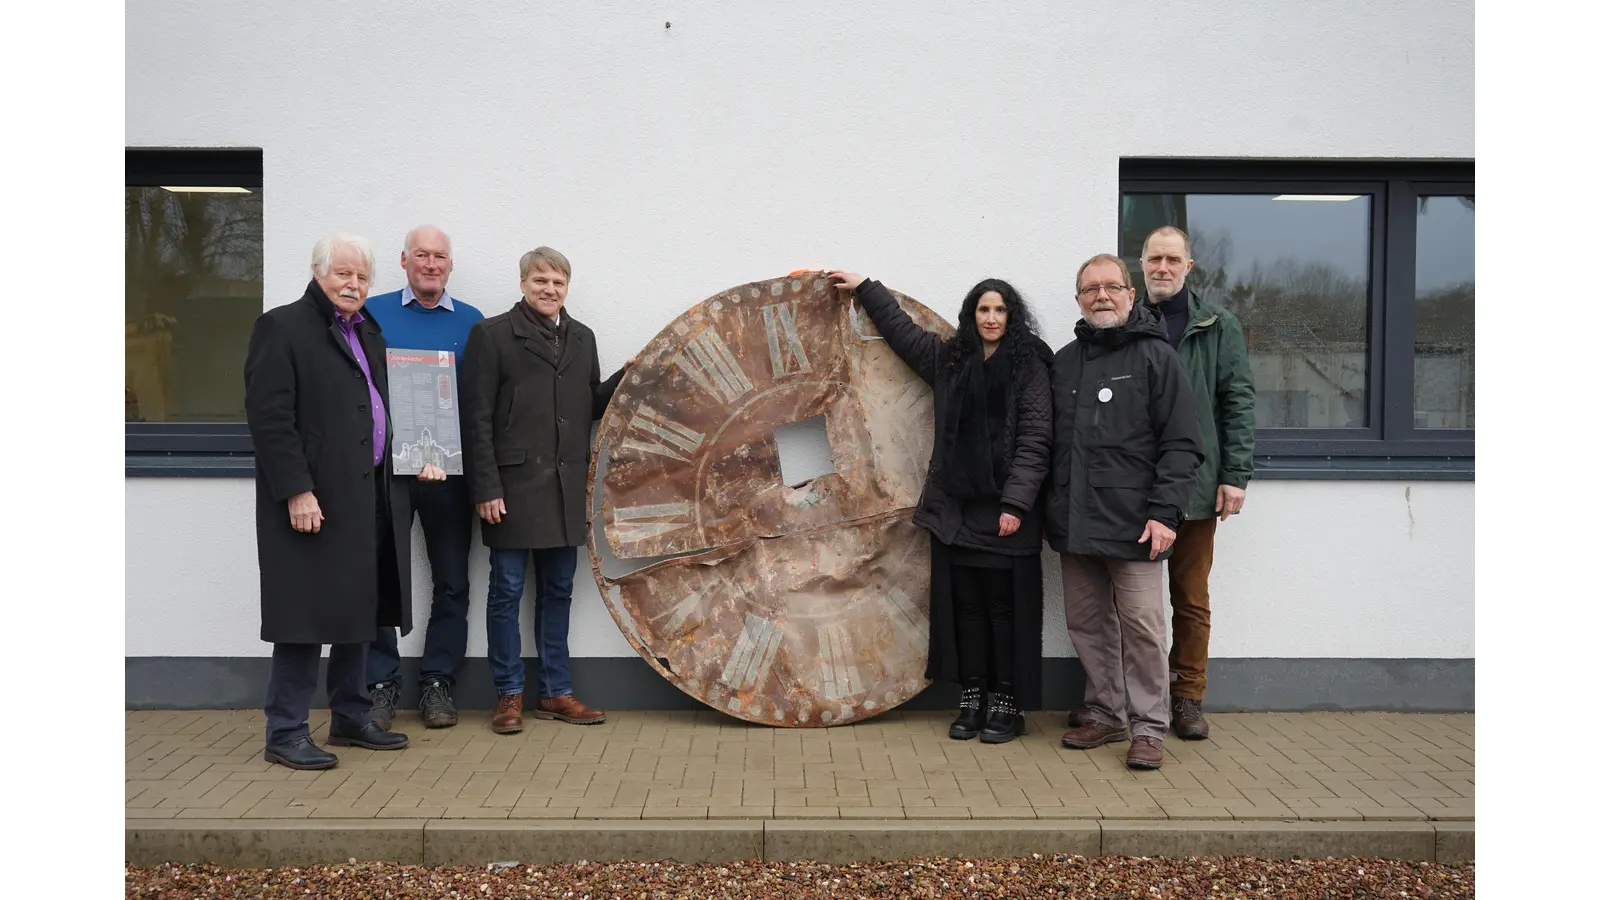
[854,279,1054,554]
[244,281,414,644]
[461,302,624,549]
[1045,303,1204,561]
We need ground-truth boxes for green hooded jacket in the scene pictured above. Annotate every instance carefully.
[1167,290,1256,521]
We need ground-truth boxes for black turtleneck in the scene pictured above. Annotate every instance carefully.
[1150,287,1189,346]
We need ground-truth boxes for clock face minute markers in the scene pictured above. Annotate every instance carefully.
[588,272,955,727]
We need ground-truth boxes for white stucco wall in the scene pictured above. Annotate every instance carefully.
[125,0,1474,660]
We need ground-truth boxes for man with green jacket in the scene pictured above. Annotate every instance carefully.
[1129,225,1256,739]
[1139,222,1248,736]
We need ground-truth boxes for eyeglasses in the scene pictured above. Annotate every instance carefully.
[1077,284,1131,299]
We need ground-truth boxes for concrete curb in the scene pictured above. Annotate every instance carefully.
[127,819,1474,867]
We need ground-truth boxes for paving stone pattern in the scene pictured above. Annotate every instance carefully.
[127,710,1473,823]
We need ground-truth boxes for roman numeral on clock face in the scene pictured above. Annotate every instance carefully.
[762,300,812,377]
[612,502,695,543]
[674,326,754,404]
[619,404,705,462]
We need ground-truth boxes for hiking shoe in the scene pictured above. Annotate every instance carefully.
[369,681,400,730]
[419,679,458,728]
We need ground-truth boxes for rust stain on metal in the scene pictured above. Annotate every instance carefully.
[587,272,954,727]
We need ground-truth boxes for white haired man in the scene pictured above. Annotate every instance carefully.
[244,234,442,769]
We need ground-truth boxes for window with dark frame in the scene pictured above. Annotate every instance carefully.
[126,149,262,469]
[1119,159,1473,480]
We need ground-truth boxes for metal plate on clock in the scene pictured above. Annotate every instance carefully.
[586,271,954,727]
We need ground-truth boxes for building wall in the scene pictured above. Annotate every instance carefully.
[125,0,1474,707]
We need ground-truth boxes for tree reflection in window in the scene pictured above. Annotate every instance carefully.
[1121,193,1372,429]
[125,186,263,423]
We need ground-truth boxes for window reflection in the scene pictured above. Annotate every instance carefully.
[1121,193,1372,429]
[125,187,263,423]
[1414,196,1474,430]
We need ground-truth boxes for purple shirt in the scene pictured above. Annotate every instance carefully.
[336,310,386,466]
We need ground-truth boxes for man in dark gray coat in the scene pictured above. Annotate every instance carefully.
[461,247,626,735]
[1046,253,1203,771]
[244,234,434,770]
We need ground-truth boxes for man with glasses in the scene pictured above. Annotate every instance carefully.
[361,226,485,730]
[1046,253,1202,770]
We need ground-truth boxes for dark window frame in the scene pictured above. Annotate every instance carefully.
[126,148,262,473]
[1119,159,1474,480]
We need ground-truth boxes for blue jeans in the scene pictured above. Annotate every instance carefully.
[485,546,577,698]
[366,476,473,689]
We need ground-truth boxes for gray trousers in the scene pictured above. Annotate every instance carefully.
[1061,553,1170,740]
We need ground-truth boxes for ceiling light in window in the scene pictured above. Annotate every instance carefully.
[159,186,252,193]
[1272,194,1360,202]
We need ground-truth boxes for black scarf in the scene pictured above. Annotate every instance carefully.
[938,337,1013,500]
[516,300,568,354]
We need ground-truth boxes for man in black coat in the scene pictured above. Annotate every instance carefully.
[461,246,626,735]
[244,234,433,769]
[1046,253,1203,771]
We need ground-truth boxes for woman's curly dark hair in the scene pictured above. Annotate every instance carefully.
[940,278,1047,377]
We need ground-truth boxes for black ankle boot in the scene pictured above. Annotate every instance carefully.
[979,689,1026,744]
[948,683,985,740]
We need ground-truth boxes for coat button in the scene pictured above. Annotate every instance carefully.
[359,404,367,411]
[363,470,372,479]
[558,416,567,424]
[361,437,370,445]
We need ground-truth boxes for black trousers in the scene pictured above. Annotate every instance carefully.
[950,563,1016,689]
[263,469,389,745]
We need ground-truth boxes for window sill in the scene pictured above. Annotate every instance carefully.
[126,455,254,477]
[1254,456,1473,481]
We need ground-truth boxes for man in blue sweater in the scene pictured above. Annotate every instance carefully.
[363,225,485,729]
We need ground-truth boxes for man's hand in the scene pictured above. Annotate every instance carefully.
[1139,519,1176,559]
[478,498,507,524]
[288,491,324,534]
[998,512,1021,537]
[1216,485,1246,521]
[822,269,866,291]
[419,464,447,482]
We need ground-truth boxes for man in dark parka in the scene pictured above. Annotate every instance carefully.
[244,234,425,770]
[1047,253,1203,772]
[461,246,626,735]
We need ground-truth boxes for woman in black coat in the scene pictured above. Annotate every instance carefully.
[825,270,1052,743]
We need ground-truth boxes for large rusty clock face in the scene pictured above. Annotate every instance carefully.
[587,272,954,727]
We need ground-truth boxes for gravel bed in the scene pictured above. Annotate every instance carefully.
[127,855,1472,898]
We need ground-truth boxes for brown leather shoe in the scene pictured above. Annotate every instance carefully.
[1127,736,1164,769]
[490,692,524,734]
[1064,706,1091,728]
[1172,697,1210,740]
[534,694,606,725]
[1059,720,1130,749]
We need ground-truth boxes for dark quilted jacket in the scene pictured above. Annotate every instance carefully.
[855,279,1053,555]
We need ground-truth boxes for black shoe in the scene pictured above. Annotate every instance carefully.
[979,690,1026,744]
[327,718,410,750]
[1172,697,1210,740]
[369,681,400,730]
[419,679,458,728]
[948,684,985,740]
[263,734,338,770]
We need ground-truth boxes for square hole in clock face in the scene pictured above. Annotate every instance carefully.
[773,416,834,488]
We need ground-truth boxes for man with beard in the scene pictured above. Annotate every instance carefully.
[1047,253,1203,770]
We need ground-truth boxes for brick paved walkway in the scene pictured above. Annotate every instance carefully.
[126,709,1473,823]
